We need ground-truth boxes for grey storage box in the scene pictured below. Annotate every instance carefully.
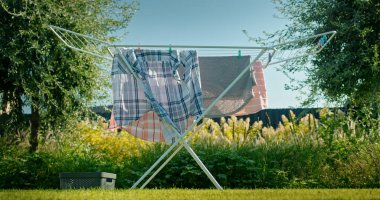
[59,172,116,189]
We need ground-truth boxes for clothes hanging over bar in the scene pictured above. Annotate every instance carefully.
[111,49,203,143]
[199,56,256,117]
[234,61,268,116]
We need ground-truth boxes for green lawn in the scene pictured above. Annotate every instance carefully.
[0,189,379,200]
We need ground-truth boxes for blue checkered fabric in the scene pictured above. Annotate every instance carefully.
[112,48,203,143]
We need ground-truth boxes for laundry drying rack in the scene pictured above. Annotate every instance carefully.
[49,25,336,190]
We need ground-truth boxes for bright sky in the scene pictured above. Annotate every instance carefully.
[121,0,308,108]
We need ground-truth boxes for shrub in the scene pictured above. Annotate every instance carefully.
[0,108,379,189]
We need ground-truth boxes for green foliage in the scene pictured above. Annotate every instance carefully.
[269,0,380,105]
[0,109,379,189]
[0,0,137,149]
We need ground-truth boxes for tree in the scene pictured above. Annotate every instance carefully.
[0,0,137,151]
[268,0,380,106]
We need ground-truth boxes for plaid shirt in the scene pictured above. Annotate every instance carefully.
[112,49,203,143]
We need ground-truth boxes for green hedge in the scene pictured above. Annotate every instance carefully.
[1,139,379,189]
[1,108,379,189]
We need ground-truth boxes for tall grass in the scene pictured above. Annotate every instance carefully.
[0,108,379,189]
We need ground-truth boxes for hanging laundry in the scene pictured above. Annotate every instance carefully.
[234,61,268,115]
[198,56,255,117]
[111,49,203,143]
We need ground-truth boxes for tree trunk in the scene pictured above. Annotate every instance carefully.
[1,91,10,114]
[30,99,40,152]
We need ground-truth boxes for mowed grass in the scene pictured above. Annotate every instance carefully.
[0,189,380,200]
